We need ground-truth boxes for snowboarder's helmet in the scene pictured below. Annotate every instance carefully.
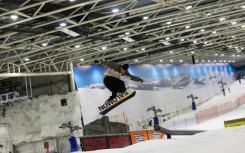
[122,64,129,71]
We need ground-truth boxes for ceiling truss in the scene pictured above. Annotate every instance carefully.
[0,0,244,74]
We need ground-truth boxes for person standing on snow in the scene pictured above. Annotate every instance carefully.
[94,60,143,101]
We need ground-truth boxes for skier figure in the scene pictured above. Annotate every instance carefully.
[94,60,143,101]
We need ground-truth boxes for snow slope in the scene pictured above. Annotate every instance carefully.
[75,80,245,153]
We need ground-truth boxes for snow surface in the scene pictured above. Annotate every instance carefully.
[74,80,245,153]
[77,126,245,153]
[160,81,245,130]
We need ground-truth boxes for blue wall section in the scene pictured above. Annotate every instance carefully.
[73,64,235,88]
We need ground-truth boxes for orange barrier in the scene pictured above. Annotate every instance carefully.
[147,130,164,140]
[130,130,164,144]
[196,94,245,124]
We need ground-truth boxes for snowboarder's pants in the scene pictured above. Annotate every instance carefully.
[103,76,126,97]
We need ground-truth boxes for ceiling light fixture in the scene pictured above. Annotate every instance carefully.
[141,48,145,51]
[123,48,127,51]
[42,43,48,47]
[170,59,173,62]
[212,30,217,34]
[231,21,237,25]
[102,46,107,50]
[24,58,30,61]
[181,38,185,41]
[200,29,205,32]
[185,25,190,29]
[206,12,212,16]
[160,59,163,62]
[186,6,192,10]
[10,14,18,20]
[166,37,170,40]
[112,8,119,13]
[80,58,84,61]
[143,16,149,20]
[125,32,130,35]
[135,59,138,62]
[75,45,80,48]
[219,17,226,21]
[166,21,172,25]
[60,22,67,27]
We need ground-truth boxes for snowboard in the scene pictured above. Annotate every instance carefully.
[98,89,136,115]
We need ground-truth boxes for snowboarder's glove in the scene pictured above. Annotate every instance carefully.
[139,78,143,83]
[94,60,100,64]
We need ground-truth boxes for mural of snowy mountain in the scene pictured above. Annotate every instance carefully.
[74,64,236,125]
[79,72,232,91]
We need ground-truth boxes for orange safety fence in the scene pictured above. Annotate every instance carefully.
[196,94,245,124]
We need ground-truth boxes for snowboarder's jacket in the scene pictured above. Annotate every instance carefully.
[99,60,141,82]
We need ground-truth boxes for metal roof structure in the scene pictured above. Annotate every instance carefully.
[0,0,244,74]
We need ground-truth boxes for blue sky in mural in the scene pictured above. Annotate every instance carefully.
[73,64,234,88]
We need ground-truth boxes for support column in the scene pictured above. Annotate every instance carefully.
[69,62,76,92]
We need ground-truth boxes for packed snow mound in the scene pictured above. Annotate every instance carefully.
[74,125,245,153]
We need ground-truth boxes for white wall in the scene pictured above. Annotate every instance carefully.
[0,92,82,145]
[15,136,72,153]
[0,126,13,153]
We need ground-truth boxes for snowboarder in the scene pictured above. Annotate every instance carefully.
[94,60,143,102]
